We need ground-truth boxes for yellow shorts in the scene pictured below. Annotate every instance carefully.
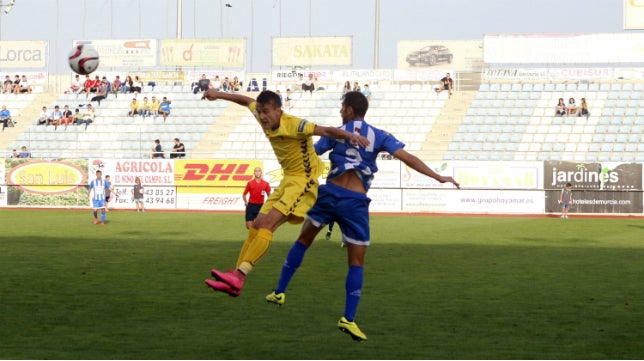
[260,175,319,224]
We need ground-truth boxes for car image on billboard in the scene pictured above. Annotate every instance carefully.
[405,45,453,66]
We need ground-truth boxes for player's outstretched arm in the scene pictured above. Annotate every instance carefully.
[201,89,254,107]
[393,148,460,189]
[314,125,370,148]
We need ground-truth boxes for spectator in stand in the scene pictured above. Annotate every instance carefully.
[362,84,372,102]
[211,75,222,91]
[73,108,82,124]
[16,75,32,94]
[138,97,151,118]
[284,88,293,109]
[150,96,160,119]
[111,75,122,96]
[0,105,13,131]
[90,80,108,106]
[341,81,351,100]
[128,98,140,117]
[436,73,453,96]
[10,149,19,158]
[555,98,567,117]
[276,89,283,104]
[222,76,230,92]
[102,76,112,94]
[3,75,14,93]
[81,75,98,98]
[49,105,64,130]
[77,104,95,129]
[158,96,172,122]
[193,74,211,94]
[170,137,186,158]
[302,74,315,94]
[11,75,20,93]
[18,145,31,158]
[567,97,577,116]
[122,75,133,93]
[37,106,49,125]
[152,139,165,159]
[352,81,361,92]
[61,105,74,129]
[131,76,143,94]
[67,74,82,94]
[231,76,242,92]
[578,97,590,119]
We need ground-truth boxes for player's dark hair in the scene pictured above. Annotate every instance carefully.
[256,90,282,108]
[343,91,369,117]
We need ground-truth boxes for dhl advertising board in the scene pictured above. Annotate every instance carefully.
[174,159,263,210]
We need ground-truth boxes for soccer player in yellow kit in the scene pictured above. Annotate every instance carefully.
[201,89,370,297]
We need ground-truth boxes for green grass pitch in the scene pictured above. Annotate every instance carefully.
[1,209,643,359]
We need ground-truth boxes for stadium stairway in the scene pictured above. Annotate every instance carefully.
[191,93,259,158]
[0,91,59,153]
[419,90,476,162]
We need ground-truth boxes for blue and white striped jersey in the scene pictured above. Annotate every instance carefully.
[89,179,109,202]
[314,119,405,191]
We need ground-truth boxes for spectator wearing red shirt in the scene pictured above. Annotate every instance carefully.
[242,167,271,229]
[82,75,100,98]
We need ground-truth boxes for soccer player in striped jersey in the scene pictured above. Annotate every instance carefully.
[89,169,109,225]
[265,91,460,341]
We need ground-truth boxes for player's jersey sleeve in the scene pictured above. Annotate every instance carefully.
[243,182,251,196]
[326,120,405,191]
[314,135,335,155]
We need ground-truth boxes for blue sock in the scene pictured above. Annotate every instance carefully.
[101,211,106,222]
[344,265,364,322]
[275,241,308,294]
[93,211,97,218]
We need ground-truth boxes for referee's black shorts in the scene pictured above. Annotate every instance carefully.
[245,202,263,222]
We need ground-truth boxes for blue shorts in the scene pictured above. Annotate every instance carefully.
[306,182,371,246]
[93,199,106,209]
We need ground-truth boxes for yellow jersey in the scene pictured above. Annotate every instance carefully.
[249,102,323,179]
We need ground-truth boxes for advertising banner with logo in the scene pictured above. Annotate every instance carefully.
[4,159,88,207]
[482,68,614,82]
[453,161,542,190]
[73,39,157,67]
[402,189,544,214]
[544,161,643,213]
[128,70,184,86]
[89,159,176,209]
[397,40,483,71]
[160,39,246,67]
[624,0,644,29]
[369,188,403,212]
[0,41,46,68]
[271,70,333,83]
[174,159,262,211]
[484,33,644,64]
[272,37,352,66]
[330,69,393,83]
